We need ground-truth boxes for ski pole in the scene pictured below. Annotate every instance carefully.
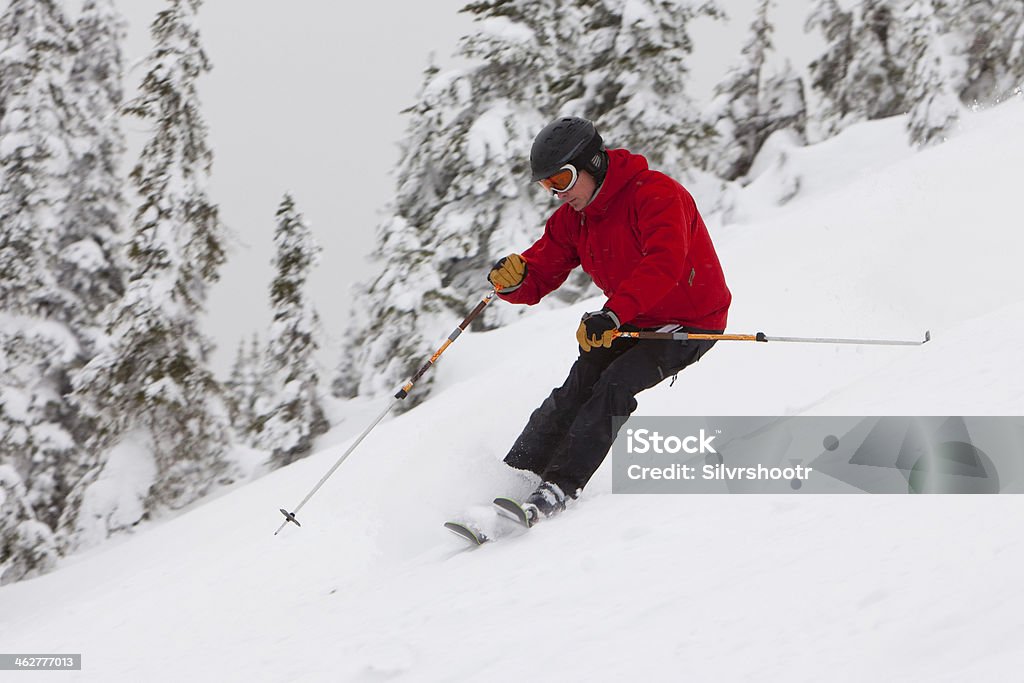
[274,289,498,535]
[613,329,931,346]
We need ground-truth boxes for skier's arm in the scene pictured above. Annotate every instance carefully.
[605,177,691,324]
[497,213,580,305]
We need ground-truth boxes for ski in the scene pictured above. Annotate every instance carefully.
[443,520,489,545]
[493,496,535,528]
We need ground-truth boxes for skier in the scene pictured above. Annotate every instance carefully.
[488,116,731,524]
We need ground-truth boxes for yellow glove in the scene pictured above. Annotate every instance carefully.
[488,254,527,292]
[576,309,620,352]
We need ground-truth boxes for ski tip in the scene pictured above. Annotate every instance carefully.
[444,521,488,545]
[493,497,532,529]
[924,330,931,343]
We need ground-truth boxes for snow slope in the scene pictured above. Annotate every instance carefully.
[1,100,1022,681]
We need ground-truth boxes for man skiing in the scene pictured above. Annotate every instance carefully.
[488,116,731,524]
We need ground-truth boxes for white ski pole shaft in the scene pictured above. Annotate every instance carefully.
[616,330,931,347]
[762,331,930,346]
[274,399,398,535]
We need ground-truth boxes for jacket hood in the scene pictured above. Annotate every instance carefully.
[583,148,649,218]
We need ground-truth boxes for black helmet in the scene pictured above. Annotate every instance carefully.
[530,116,606,183]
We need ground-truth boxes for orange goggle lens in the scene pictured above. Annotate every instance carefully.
[538,165,578,194]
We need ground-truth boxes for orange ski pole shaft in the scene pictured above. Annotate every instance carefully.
[394,289,497,399]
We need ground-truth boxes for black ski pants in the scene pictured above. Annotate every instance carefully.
[503,328,720,496]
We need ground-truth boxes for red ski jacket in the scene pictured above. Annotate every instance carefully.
[499,149,731,330]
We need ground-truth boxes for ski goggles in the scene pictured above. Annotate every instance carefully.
[537,164,579,195]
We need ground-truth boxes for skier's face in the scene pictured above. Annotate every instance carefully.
[554,170,597,212]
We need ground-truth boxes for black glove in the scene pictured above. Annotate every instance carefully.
[487,254,527,292]
[576,308,621,352]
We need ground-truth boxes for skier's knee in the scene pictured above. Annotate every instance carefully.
[592,376,637,412]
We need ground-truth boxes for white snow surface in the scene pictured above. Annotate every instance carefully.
[1,101,1023,681]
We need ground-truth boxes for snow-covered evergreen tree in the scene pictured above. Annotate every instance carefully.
[803,0,1021,144]
[62,0,127,338]
[0,0,77,322]
[225,333,277,437]
[955,0,1024,104]
[596,0,724,178]
[905,0,964,145]
[762,60,809,139]
[709,0,772,179]
[332,63,462,404]
[710,0,807,180]
[51,0,131,552]
[0,464,58,585]
[1012,5,1024,90]
[805,0,910,137]
[252,194,327,467]
[0,0,89,581]
[0,320,76,583]
[72,0,233,513]
[224,338,250,430]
